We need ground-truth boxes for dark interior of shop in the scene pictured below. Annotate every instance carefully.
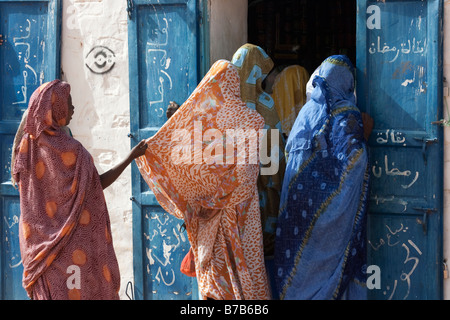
[248,0,357,74]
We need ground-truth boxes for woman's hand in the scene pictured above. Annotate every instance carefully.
[130,139,148,160]
[361,112,374,142]
[100,139,148,189]
[166,101,180,119]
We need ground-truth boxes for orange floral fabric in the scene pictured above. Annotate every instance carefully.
[136,60,271,300]
[13,80,120,300]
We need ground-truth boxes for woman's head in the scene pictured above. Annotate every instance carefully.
[312,55,355,106]
[231,44,276,117]
[231,43,274,85]
[25,80,72,138]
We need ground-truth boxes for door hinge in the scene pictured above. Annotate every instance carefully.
[413,207,437,235]
[413,137,438,165]
[127,0,134,20]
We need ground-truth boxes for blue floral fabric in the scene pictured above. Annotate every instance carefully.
[274,55,370,300]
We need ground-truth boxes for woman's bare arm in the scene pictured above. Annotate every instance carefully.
[100,139,148,189]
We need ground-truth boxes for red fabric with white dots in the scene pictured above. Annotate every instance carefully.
[13,80,120,300]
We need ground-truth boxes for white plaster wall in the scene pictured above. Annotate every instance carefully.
[61,0,133,299]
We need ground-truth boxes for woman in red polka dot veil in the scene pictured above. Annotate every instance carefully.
[12,80,147,300]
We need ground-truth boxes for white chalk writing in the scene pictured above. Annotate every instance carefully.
[368,223,422,300]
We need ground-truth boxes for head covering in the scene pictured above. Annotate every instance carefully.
[274,55,369,300]
[13,80,120,300]
[25,80,70,139]
[231,43,274,119]
[231,43,286,256]
[271,65,310,136]
[136,60,271,300]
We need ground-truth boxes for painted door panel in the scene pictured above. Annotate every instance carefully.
[0,0,61,299]
[356,0,443,299]
[128,0,205,300]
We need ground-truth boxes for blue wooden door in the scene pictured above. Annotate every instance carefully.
[357,0,443,299]
[127,0,207,300]
[0,0,61,299]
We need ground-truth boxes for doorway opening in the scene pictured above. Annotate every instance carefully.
[248,0,357,74]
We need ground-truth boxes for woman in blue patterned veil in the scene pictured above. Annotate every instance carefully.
[274,55,370,300]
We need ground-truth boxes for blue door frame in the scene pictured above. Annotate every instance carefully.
[0,0,62,300]
[127,0,208,300]
[356,0,443,299]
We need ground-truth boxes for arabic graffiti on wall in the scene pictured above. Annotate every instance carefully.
[366,4,427,95]
[368,221,423,300]
[364,3,431,300]
[11,18,43,108]
[144,210,191,296]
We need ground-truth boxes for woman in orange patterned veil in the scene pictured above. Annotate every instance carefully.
[12,80,147,299]
[136,60,271,300]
